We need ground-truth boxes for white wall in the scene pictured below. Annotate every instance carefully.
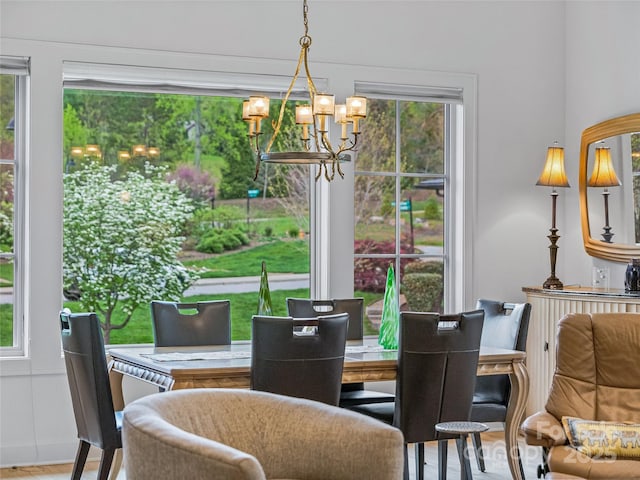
[562,1,640,288]
[0,0,633,466]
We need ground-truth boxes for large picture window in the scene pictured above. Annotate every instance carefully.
[62,67,315,344]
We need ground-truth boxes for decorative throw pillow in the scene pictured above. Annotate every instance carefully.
[562,416,640,459]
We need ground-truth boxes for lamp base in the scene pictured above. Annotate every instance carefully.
[601,226,614,243]
[543,276,564,290]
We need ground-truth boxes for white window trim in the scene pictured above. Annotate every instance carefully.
[0,56,29,357]
[352,85,472,312]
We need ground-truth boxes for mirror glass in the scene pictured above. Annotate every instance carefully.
[580,113,640,262]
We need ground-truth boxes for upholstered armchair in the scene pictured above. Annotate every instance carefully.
[123,388,405,480]
[521,312,640,478]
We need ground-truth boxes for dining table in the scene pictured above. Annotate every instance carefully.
[108,338,528,480]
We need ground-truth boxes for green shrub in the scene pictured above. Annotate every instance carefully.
[219,229,242,250]
[195,226,247,253]
[423,197,443,221]
[404,259,443,276]
[232,230,250,246]
[402,272,443,312]
[288,227,300,238]
[264,226,273,237]
[195,234,224,254]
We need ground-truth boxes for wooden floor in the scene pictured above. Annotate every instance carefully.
[0,431,543,479]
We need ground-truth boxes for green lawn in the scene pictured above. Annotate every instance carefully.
[0,261,13,286]
[250,216,305,238]
[0,288,382,346]
[63,288,311,344]
[0,304,12,346]
[184,239,310,278]
[64,289,380,344]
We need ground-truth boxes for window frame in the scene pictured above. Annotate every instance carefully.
[353,89,466,313]
[0,56,29,357]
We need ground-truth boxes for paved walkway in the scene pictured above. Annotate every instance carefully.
[183,273,309,296]
[0,273,311,304]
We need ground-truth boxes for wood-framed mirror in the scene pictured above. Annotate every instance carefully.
[579,112,640,262]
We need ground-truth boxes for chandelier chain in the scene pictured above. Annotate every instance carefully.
[303,0,309,37]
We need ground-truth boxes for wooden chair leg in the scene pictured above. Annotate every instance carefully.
[71,440,90,480]
[471,431,485,472]
[414,442,425,480]
[97,448,116,480]
[438,439,448,480]
[108,448,123,480]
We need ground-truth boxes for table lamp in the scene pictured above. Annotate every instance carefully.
[588,145,621,243]
[536,142,570,289]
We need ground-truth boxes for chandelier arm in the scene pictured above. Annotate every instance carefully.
[336,133,361,154]
[311,114,322,152]
[265,47,306,154]
[302,45,323,153]
[253,155,261,181]
[253,134,263,155]
[324,162,331,181]
[320,131,337,156]
[335,159,345,179]
[315,164,323,182]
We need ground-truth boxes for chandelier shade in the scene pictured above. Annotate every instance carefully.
[243,0,367,181]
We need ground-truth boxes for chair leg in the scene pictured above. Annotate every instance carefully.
[71,440,90,480]
[438,439,448,480]
[403,444,410,480]
[108,448,123,480]
[470,431,486,472]
[97,448,116,480]
[537,447,550,478]
[456,434,473,480]
[414,442,425,480]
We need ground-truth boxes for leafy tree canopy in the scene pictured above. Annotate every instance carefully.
[63,163,198,342]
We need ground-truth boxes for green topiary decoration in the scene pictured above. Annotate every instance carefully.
[257,260,273,315]
[378,264,399,350]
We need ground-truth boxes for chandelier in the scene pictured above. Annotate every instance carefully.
[242,0,367,182]
[117,145,160,161]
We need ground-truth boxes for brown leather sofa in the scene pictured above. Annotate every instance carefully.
[521,312,640,479]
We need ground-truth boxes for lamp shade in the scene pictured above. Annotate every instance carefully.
[588,147,621,188]
[536,145,570,188]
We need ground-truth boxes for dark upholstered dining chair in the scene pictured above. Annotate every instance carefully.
[60,310,122,480]
[151,300,231,347]
[286,297,363,340]
[251,313,348,406]
[286,297,395,407]
[350,310,485,480]
[470,299,531,473]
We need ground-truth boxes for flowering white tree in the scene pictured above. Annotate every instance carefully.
[63,163,198,343]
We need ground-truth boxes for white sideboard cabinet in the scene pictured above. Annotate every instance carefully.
[522,286,640,415]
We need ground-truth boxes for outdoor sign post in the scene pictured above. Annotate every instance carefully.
[392,198,414,252]
[247,189,260,233]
